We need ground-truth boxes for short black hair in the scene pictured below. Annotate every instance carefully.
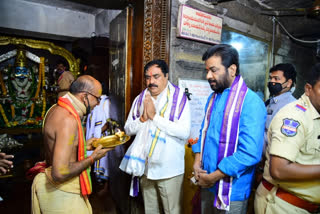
[202,44,240,76]
[306,63,320,87]
[69,75,94,94]
[144,59,169,77]
[56,59,68,69]
[270,63,296,87]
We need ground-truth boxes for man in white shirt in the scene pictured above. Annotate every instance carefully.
[120,59,191,214]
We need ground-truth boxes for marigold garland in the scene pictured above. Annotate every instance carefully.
[0,104,10,127]
[1,57,47,127]
[34,58,43,98]
[30,57,45,119]
[29,104,35,118]
[10,104,15,119]
[41,58,46,118]
[0,71,7,96]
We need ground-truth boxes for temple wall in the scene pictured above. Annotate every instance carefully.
[169,0,317,99]
[0,0,95,39]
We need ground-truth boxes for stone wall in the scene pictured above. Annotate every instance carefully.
[169,0,318,99]
[0,0,95,39]
[273,36,317,97]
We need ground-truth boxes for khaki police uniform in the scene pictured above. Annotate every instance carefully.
[254,94,320,214]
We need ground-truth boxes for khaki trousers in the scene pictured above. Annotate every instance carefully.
[254,183,309,214]
[140,174,184,214]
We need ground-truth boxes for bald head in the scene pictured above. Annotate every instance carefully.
[69,75,102,96]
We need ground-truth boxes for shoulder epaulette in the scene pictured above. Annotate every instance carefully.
[295,104,307,112]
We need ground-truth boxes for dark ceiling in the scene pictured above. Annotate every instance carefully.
[256,0,314,8]
[62,0,130,10]
[235,0,320,41]
[23,0,130,12]
[22,0,320,41]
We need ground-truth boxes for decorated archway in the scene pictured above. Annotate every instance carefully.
[0,36,80,130]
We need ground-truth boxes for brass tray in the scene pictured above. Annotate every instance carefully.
[92,131,130,148]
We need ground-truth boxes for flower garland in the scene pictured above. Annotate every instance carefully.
[0,71,7,96]
[0,57,47,128]
[8,65,36,112]
[0,104,10,127]
[10,105,15,119]
[40,57,46,118]
[29,57,44,118]
[29,102,34,119]
[34,59,43,98]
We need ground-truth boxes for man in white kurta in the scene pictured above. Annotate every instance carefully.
[120,59,191,214]
[86,95,112,181]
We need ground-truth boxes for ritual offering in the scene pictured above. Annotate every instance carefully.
[92,130,130,148]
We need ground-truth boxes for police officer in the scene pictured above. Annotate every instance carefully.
[254,63,320,214]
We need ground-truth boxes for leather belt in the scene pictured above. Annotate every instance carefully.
[262,179,320,213]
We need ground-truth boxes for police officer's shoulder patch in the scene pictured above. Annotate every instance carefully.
[295,104,307,112]
[281,118,300,137]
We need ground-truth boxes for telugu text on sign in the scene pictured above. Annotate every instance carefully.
[177,5,223,44]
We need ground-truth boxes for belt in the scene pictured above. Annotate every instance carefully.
[262,179,320,213]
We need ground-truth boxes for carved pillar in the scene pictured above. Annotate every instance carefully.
[143,0,171,65]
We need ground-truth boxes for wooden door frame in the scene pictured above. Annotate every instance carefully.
[143,0,171,65]
[130,0,171,115]
[125,6,133,120]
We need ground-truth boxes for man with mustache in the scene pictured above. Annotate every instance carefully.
[254,63,320,214]
[192,44,266,213]
[120,59,191,214]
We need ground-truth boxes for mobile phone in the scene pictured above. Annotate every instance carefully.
[190,176,197,185]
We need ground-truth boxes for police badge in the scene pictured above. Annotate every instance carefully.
[281,118,300,137]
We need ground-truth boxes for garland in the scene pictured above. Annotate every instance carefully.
[40,57,46,118]
[0,71,7,95]
[10,105,15,119]
[8,65,36,116]
[29,57,44,118]
[34,58,43,98]
[0,57,47,127]
[0,104,10,127]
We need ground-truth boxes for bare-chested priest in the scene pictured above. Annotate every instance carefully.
[31,75,111,214]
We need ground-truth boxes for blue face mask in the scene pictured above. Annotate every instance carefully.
[15,66,29,79]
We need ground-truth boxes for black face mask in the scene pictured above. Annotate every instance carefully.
[267,81,286,96]
[84,95,91,116]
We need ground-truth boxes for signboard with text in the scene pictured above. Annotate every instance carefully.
[178,79,212,139]
[177,5,222,44]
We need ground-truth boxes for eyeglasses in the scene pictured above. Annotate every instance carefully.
[80,91,101,103]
